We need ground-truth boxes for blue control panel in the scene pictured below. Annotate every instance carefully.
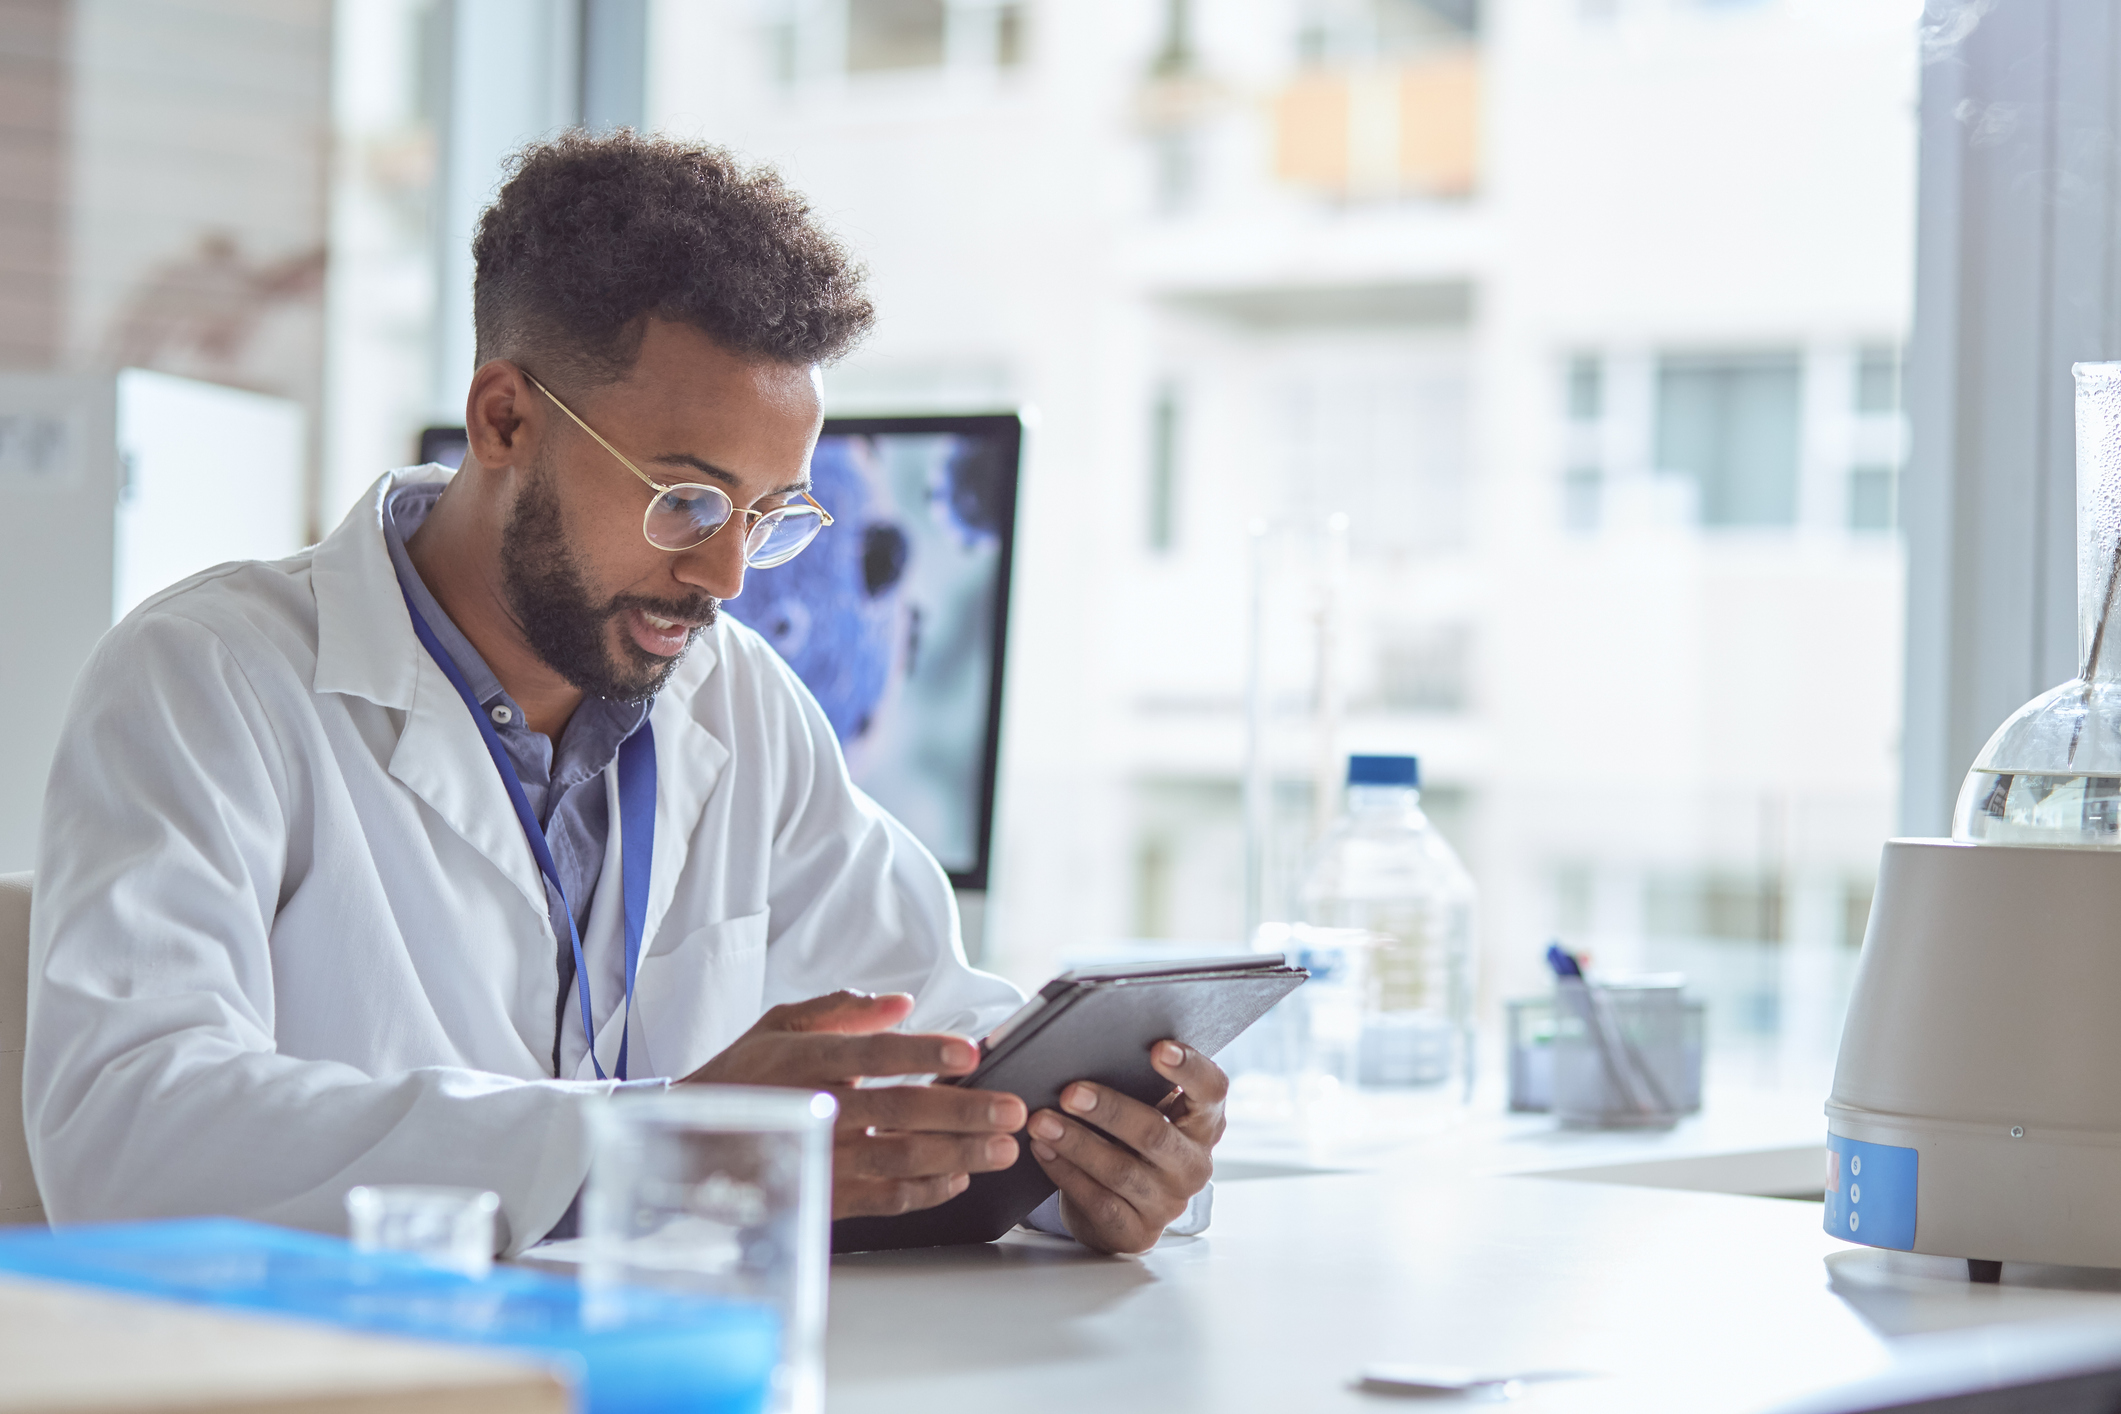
[1824,1132,1918,1250]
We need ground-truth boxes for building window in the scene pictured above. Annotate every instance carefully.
[1562,466,1601,532]
[1655,352,1802,527]
[1848,463,1895,532]
[1566,354,1602,421]
[847,0,946,73]
[996,2,1027,66]
[1375,622,1470,712]
[1645,872,1785,944]
[1148,385,1180,551]
[1276,0,1480,202]
[1854,345,1899,414]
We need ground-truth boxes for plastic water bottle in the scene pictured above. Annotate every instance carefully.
[1300,754,1476,1098]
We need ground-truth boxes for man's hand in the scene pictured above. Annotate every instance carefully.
[1025,1040,1227,1256]
[680,990,1025,1220]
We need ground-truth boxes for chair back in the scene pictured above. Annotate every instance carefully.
[0,873,43,1225]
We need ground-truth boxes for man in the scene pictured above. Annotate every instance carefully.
[25,132,1223,1256]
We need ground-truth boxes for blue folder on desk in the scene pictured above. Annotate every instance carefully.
[0,1218,778,1414]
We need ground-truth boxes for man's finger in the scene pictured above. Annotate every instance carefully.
[1027,1108,1176,1216]
[833,1171,970,1220]
[751,1030,979,1087]
[1150,1040,1229,1107]
[1147,1042,1228,1146]
[1052,1083,1200,1180]
[1029,1146,1160,1256]
[758,990,916,1035]
[835,1083,1024,1135]
[836,1129,1018,1181]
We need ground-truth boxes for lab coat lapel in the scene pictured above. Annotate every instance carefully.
[388,657,550,918]
[311,467,549,920]
[642,646,728,953]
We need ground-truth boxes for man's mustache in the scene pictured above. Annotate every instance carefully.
[609,593,718,629]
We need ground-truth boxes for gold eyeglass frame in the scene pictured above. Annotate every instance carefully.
[520,369,833,564]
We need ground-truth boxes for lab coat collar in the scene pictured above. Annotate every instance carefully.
[309,467,728,930]
[312,467,443,712]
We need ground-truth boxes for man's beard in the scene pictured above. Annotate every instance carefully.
[499,460,716,705]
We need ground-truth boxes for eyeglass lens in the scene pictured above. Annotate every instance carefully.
[746,507,826,567]
[645,484,733,551]
[645,482,826,567]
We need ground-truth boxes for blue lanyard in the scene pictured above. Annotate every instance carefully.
[399,588,655,1081]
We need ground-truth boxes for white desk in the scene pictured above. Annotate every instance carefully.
[825,1095,2121,1413]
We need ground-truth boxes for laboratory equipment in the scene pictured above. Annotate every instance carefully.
[1300,755,1476,1095]
[585,1086,835,1414]
[344,1184,500,1278]
[1828,361,2121,1269]
[0,369,304,872]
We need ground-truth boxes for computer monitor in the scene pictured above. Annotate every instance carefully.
[410,414,1022,891]
[418,427,469,469]
[723,414,1021,891]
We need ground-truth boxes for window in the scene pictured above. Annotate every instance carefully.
[1299,0,1476,61]
[1644,871,1787,1040]
[996,3,1027,66]
[1551,864,1593,937]
[1375,623,1470,711]
[1854,345,1899,414]
[1153,0,1193,75]
[847,0,946,73]
[1848,464,1895,532]
[1655,352,1802,527]
[1566,354,1602,421]
[1561,466,1601,532]
[1148,385,1180,551]
[1274,351,1471,554]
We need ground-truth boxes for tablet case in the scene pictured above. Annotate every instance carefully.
[830,955,1306,1253]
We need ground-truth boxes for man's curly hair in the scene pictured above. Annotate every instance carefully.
[472,131,874,386]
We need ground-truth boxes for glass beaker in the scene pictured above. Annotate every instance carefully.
[583,1086,836,1414]
[1957,362,2121,846]
[344,1184,500,1278]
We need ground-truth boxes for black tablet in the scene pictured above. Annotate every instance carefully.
[829,953,1307,1253]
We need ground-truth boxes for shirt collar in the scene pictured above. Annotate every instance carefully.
[380,479,651,788]
[382,482,509,709]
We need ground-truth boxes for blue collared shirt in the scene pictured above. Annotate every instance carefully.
[381,482,650,1074]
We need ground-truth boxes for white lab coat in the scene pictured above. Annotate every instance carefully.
[24,465,1022,1252]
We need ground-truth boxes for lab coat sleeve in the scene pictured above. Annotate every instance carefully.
[25,610,609,1253]
[733,630,1025,1040]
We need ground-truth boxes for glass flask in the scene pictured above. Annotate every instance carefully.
[1957,362,2121,848]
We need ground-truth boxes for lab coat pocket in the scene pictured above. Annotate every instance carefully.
[632,909,770,1080]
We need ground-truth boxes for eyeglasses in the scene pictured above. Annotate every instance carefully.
[521,370,833,567]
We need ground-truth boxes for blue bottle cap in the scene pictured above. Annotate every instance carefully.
[1347,754,1418,787]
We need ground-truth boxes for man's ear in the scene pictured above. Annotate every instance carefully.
[463,360,535,472]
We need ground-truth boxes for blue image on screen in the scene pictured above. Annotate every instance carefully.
[723,427,1013,882]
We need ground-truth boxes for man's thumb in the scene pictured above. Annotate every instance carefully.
[765,990,916,1035]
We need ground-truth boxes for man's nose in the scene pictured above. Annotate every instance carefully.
[674,522,747,600]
